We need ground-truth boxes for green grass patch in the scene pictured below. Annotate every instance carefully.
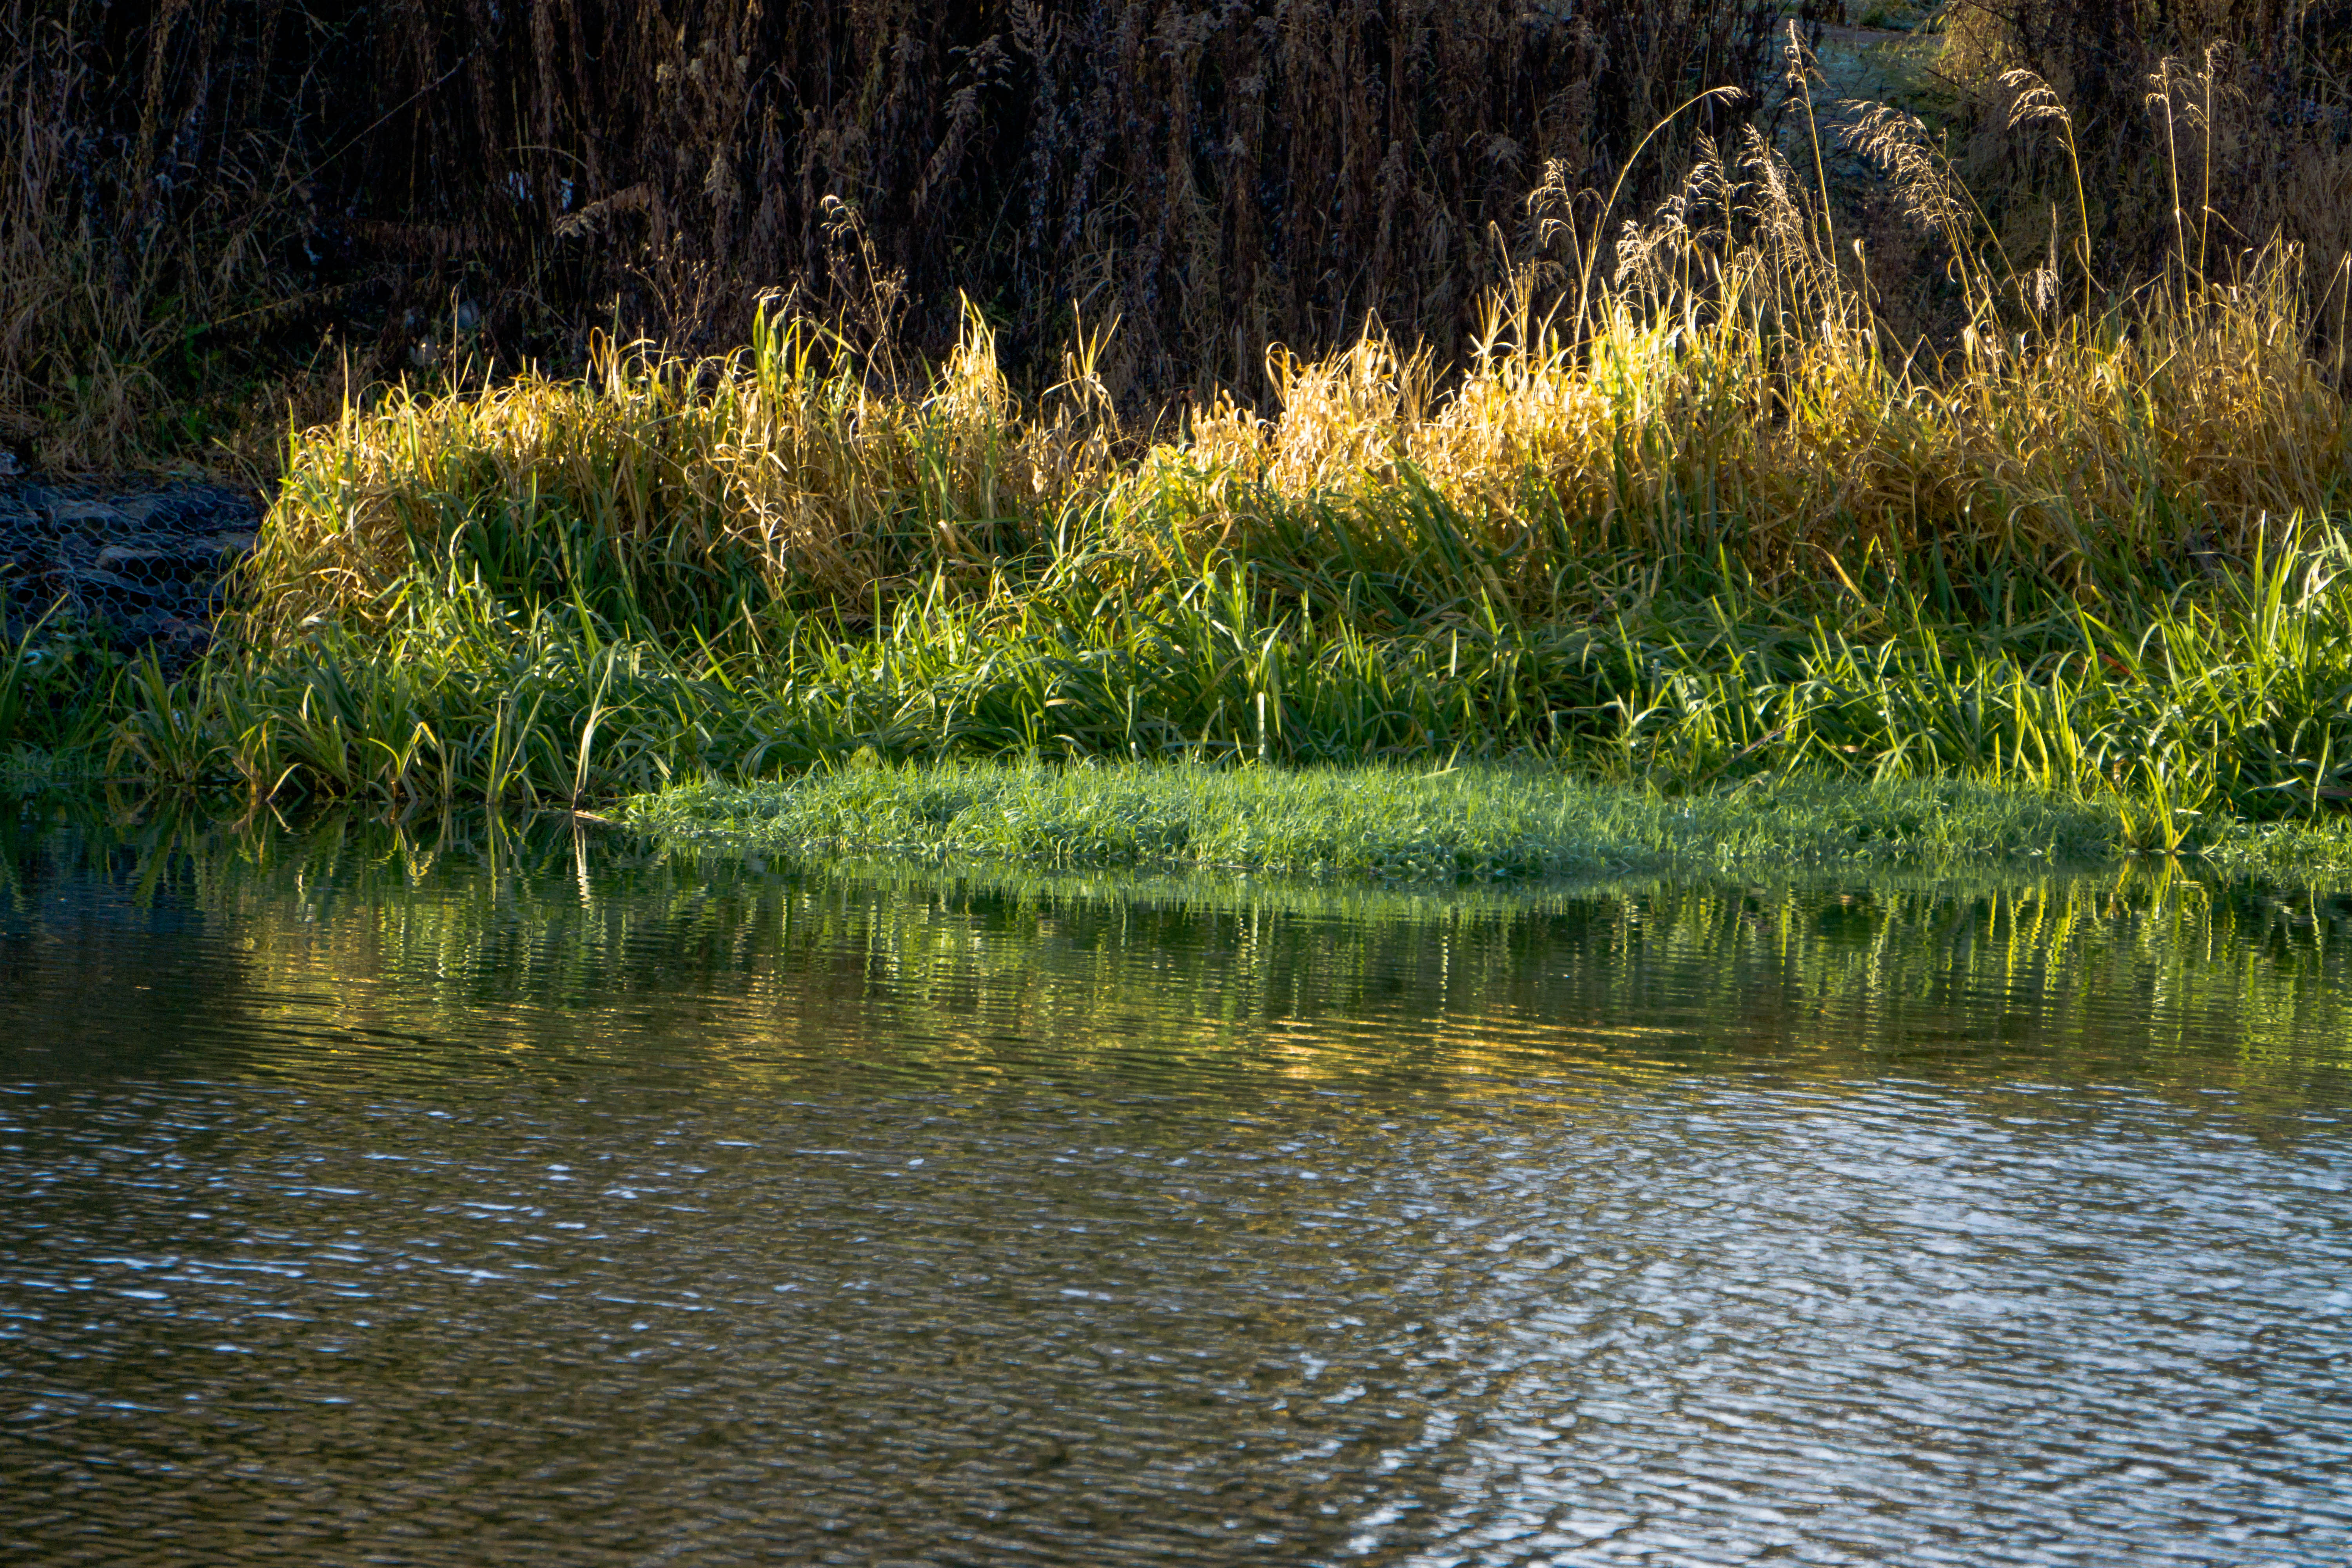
[628,760,2256,882]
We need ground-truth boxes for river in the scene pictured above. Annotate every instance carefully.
[3,802,2348,1565]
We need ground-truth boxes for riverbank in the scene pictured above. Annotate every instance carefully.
[6,41,2349,852]
[626,762,2352,887]
[5,257,2340,821]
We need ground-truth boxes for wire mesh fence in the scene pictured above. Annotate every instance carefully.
[1,481,258,668]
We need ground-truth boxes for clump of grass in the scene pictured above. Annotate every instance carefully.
[240,303,1121,637]
[628,760,2138,881]
[0,586,122,760]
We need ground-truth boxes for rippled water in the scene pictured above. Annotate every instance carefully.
[3,804,2350,1566]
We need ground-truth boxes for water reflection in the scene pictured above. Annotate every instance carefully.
[2,800,2348,1565]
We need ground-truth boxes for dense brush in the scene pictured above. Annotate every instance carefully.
[13,24,2352,858]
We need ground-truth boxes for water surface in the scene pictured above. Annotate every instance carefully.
[4,805,2349,1566]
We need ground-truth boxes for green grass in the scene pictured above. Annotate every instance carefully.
[624,759,2352,885]
[54,518,2347,837]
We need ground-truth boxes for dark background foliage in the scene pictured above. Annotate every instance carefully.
[5,0,2347,475]
[1944,0,2352,291]
[4,0,1797,465]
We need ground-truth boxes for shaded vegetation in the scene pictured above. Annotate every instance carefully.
[7,0,2348,474]
[1,0,1798,473]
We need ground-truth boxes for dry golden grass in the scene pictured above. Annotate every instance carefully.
[1150,125,2350,604]
[232,32,2352,641]
[243,301,1126,632]
[0,2,355,474]
[0,9,164,467]
[246,239,2350,640]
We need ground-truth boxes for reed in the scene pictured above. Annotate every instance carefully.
[1935,1,2352,318]
[12,26,2351,873]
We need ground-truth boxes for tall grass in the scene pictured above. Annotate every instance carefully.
[239,304,1109,635]
[237,34,2352,639]
[0,0,358,473]
[25,36,2352,858]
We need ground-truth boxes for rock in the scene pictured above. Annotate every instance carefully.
[1,475,263,668]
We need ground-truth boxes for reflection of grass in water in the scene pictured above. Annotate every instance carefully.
[696,837,2352,1107]
[8,799,2348,1112]
[629,760,2352,886]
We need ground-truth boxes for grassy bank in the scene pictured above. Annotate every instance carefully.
[625,761,2352,885]
[13,509,2346,833]
[4,33,2350,887]
[13,267,2352,837]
